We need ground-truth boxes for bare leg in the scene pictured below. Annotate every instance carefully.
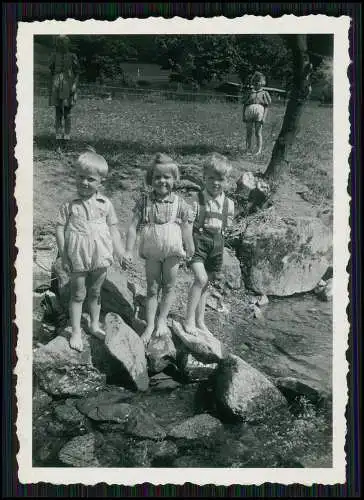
[195,272,213,333]
[254,122,263,155]
[55,106,63,140]
[64,106,71,139]
[246,122,253,153]
[142,259,162,346]
[183,262,208,335]
[155,256,180,337]
[87,267,107,338]
[69,272,87,352]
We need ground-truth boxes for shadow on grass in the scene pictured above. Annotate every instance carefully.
[34,134,239,159]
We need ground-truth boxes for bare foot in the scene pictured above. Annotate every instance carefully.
[70,331,83,352]
[154,322,169,338]
[254,150,262,156]
[89,323,106,341]
[141,325,154,347]
[182,321,198,337]
[196,322,211,334]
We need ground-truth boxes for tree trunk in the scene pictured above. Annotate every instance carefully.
[264,35,313,183]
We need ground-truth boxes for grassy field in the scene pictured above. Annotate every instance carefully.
[33,95,332,234]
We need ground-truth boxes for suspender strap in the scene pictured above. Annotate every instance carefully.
[194,191,206,230]
[176,195,182,221]
[221,196,229,233]
[143,193,149,223]
[194,192,229,234]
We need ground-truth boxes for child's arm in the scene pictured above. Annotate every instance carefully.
[55,203,71,272]
[106,201,124,266]
[180,198,195,259]
[124,212,140,263]
[181,222,195,259]
[55,224,71,273]
[109,225,124,267]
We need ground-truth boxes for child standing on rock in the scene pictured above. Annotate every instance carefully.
[124,153,195,346]
[49,35,80,145]
[243,71,272,155]
[183,153,235,336]
[56,148,124,352]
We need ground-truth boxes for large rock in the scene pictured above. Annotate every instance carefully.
[101,265,135,324]
[168,414,223,440]
[76,387,134,419]
[104,313,149,391]
[123,407,166,440]
[53,399,90,435]
[213,354,288,423]
[146,328,177,374]
[33,292,45,340]
[176,352,217,381]
[221,248,242,290]
[236,171,271,213]
[274,376,330,407]
[93,404,166,440]
[32,387,52,418]
[79,401,133,424]
[171,320,225,364]
[126,440,178,467]
[149,373,181,391]
[237,212,332,296]
[33,334,106,397]
[51,262,135,324]
[33,233,59,291]
[314,278,333,302]
[34,437,67,466]
[59,433,101,467]
[51,257,71,313]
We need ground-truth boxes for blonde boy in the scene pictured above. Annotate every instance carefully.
[184,153,235,335]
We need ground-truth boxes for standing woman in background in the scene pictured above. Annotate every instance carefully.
[242,71,272,156]
[49,35,80,146]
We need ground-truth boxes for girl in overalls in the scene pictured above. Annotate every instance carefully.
[49,35,80,144]
[243,71,272,155]
[124,153,195,346]
[56,148,124,352]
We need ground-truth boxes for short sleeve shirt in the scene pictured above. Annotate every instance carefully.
[57,193,118,227]
[132,193,194,225]
[192,190,235,231]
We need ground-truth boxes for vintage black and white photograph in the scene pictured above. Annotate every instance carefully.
[16,16,350,485]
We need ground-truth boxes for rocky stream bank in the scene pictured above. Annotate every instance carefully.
[32,170,333,468]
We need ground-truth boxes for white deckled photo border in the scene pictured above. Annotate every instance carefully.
[15,15,351,486]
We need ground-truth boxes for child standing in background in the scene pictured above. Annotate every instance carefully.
[49,35,80,145]
[124,153,195,346]
[56,148,124,352]
[243,71,272,155]
[184,153,234,336]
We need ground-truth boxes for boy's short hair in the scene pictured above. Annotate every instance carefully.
[203,152,232,179]
[145,152,180,186]
[75,146,108,178]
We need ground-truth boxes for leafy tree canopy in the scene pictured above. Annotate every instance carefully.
[35,34,333,88]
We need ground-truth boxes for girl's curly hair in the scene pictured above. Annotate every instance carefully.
[145,153,180,186]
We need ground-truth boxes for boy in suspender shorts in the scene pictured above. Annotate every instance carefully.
[183,153,235,335]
